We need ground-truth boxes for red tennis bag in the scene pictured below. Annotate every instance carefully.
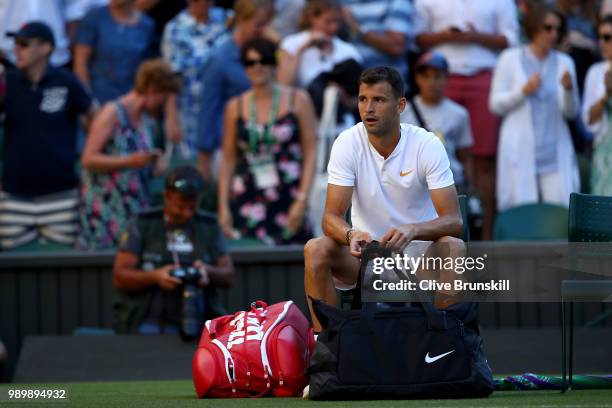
[192,300,315,398]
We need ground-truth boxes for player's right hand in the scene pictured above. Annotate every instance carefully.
[154,264,181,291]
[349,230,373,257]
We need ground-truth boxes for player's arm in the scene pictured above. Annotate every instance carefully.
[381,186,463,251]
[322,184,372,256]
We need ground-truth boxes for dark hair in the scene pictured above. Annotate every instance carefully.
[598,14,612,31]
[241,38,277,66]
[524,3,567,44]
[359,66,404,99]
[165,166,205,199]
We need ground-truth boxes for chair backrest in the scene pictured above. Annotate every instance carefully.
[568,193,612,242]
[457,194,469,242]
[494,203,569,241]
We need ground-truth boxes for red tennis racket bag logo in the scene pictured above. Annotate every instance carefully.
[192,300,314,398]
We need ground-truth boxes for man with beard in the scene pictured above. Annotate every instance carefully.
[304,66,464,332]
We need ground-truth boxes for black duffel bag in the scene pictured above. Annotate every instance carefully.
[307,242,494,400]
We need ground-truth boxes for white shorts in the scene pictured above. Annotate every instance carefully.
[333,240,433,291]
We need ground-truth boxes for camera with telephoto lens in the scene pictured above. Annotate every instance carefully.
[169,266,203,341]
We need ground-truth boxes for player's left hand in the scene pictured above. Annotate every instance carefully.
[380,225,417,253]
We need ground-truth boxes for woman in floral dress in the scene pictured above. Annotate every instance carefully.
[77,59,182,249]
[218,39,317,245]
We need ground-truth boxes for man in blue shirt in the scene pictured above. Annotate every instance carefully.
[341,0,413,81]
[0,22,93,249]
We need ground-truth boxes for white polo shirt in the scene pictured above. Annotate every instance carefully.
[327,123,454,240]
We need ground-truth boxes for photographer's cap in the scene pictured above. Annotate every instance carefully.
[6,21,55,47]
[165,166,205,199]
[416,51,449,73]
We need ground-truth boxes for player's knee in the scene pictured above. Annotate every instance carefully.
[436,236,466,257]
[304,237,335,272]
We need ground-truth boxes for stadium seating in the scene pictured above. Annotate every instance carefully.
[562,193,612,390]
[493,203,569,241]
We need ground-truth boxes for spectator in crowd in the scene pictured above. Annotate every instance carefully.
[582,15,612,196]
[136,0,187,51]
[278,0,362,119]
[400,52,473,194]
[269,0,306,41]
[65,1,111,45]
[489,4,580,212]
[218,39,317,245]
[414,0,519,240]
[0,0,75,67]
[113,165,235,334]
[161,0,227,158]
[77,58,181,249]
[0,22,93,250]
[197,0,273,181]
[73,0,157,105]
[557,0,599,93]
[340,0,412,81]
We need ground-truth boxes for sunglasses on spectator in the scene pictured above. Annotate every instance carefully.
[543,24,561,33]
[600,33,612,42]
[243,57,275,68]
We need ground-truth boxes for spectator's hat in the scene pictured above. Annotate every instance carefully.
[415,51,448,73]
[165,166,205,199]
[7,21,55,47]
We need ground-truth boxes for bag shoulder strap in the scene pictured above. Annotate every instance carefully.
[113,100,132,130]
[408,97,430,132]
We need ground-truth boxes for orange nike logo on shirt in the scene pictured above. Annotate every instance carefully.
[400,169,414,177]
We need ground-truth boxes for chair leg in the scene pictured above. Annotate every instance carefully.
[561,300,567,392]
[569,301,574,389]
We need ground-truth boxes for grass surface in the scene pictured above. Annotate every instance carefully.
[1,380,611,408]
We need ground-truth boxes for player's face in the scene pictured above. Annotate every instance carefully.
[416,67,447,104]
[164,191,198,227]
[358,81,405,137]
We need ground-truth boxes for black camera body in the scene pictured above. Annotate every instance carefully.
[169,266,203,341]
[169,266,201,284]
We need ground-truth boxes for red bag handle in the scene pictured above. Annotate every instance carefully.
[250,300,268,321]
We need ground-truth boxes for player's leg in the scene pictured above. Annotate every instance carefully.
[304,236,360,332]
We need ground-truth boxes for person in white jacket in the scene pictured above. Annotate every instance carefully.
[582,15,612,196]
[489,4,580,212]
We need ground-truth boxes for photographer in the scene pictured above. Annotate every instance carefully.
[112,165,235,335]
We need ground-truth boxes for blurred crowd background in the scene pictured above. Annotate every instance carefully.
[1,0,611,251]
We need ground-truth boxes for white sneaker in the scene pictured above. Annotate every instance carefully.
[302,384,310,399]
